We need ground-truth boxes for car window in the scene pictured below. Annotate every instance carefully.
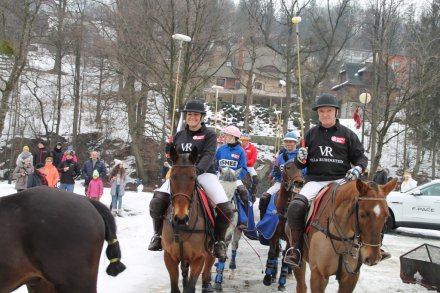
[420,184,440,196]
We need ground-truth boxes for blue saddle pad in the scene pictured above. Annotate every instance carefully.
[235,191,259,240]
[256,192,279,245]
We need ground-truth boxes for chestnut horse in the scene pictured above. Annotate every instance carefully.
[286,178,397,293]
[162,145,215,293]
[0,186,126,293]
[263,156,304,291]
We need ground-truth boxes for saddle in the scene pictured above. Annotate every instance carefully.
[197,186,216,228]
[305,183,333,234]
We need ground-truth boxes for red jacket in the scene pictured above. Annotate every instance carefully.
[243,143,257,167]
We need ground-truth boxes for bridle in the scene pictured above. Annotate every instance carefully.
[169,164,197,226]
[282,161,304,193]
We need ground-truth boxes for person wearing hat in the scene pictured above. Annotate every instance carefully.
[58,150,81,192]
[12,156,34,191]
[259,131,304,220]
[284,93,374,266]
[27,163,48,188]
[240,133,259,200]
[373,164,388,185]
[215,125,250,229]
[86,170,104,201]
[148,99,234,261]
[33,140,50,167]
[51,142,64,168]
[81,151,107,193]
[109,159,127,216]
[16,145,34,166]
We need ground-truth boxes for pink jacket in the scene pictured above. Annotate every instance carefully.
[87,178,103,199]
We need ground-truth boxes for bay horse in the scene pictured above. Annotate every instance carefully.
[162,145,215,293]
[0,186,126,293]
[286,178,397,293]
[213,167,244,290]
[263,155,304,291]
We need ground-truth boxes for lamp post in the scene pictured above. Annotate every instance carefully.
[359,92,371,146]
[212,85,223,134]
[170,33,191,137]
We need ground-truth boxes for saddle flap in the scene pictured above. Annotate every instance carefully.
[197,187,215,228]
[305,184,332,234]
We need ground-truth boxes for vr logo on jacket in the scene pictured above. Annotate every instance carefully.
[219,159,238,168]
[318,146,333,157]
[181,143,192,152]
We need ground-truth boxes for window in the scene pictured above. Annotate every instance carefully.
[421,184,440,196]
[254,82,263,90]
[216,79,225,87]
[235,81,241,89]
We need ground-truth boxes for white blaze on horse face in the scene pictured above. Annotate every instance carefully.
[373,204,381,218]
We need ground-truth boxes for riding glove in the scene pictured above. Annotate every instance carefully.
[346,166,362,181]
[297,147,308,162]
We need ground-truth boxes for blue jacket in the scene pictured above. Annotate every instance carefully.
[215,142,248,180]
[272,148,306,182]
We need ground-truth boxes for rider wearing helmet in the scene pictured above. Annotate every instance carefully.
[215,125,249,229]
[284,93,370,266]
[148,99,234,260]
[240,133,259,201]
[259,131,303,220]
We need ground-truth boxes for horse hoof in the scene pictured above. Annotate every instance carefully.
[229,262,236,270]
[202,282,213,293]
[278,285,286,291]
[263,275,272,286]
[213,282,223,291]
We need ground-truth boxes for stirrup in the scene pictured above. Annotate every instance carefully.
[284,247,302,267]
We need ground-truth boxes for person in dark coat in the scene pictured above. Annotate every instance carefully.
[27,163,48,188]
[33,140,50,166]
[373,164,388,185]
[81,151,107,193]
[59,151,80,192]
[51,142,64,168]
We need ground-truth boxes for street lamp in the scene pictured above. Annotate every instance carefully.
[212,85,223,134]
[359,92,371,146]
[170,33,191,137]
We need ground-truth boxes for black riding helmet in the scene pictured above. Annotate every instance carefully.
[312,94,340,111]
[182,99,206,114]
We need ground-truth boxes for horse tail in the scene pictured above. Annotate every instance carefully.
[88,199,127,277]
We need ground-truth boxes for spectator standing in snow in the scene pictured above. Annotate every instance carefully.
[13,157,34,191]
[27,163,48,188]
[400,170,417,192]
[373,164,388,185]
[82,151,107,193]
[51,142,64,168]
[86,170,104,200]
[59,151,80,192]
[33,140,50,166]
[44,156,60,188]
[109,159,127,217]
[16,146,33,166]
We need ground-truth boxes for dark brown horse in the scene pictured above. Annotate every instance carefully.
[286,178,397,293]
[0,186,126,293]
[162,145,215,293]
[263,155,304,291]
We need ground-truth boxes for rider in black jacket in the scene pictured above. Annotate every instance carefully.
[148,100,233,260]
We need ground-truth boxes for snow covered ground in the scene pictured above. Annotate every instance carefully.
[6,181,440,293]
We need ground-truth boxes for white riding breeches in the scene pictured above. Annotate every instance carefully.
[300,179,344,203]
[156,172,229,205]
[266,182,281,195]
[247,166,257,177]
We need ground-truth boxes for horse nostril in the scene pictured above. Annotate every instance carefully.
[184,215,189,225]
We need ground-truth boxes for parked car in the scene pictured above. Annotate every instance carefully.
[386,179,440,231]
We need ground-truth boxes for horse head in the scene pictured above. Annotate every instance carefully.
[281,152,304,194]
[353,178,397,266]
[169,144,198,225]
[218,167,241,201]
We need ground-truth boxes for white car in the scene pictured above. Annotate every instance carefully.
[386,179,440,231]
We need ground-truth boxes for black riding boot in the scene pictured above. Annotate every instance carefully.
[148,191,170,251]
[284,194,309,267]
[214,202,234,260]
[258,192,271,220]
[148,218,164,251]
[237,185,249,230]
[250,175,259,202]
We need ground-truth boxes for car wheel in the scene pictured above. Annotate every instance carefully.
[384,212,396,233]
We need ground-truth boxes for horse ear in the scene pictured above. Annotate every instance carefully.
[170,144,178,164]
[282,151,289,162]
[380,178,398,196]
[189,146,198,164]
[355,179,369,196]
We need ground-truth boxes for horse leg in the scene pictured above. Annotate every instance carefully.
[229,229,241,274]
[310,267,329,293]
[337,270,360,293]
[213,259,226,291]
[202,254,215,293]
[263,238,278,286]
[278,247,290,292]
[181,261,189,291]
[184,256,204,293]
[292,262,307,293]
[164,251,181,293]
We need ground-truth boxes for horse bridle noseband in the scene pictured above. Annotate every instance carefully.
[282,165,304,193]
